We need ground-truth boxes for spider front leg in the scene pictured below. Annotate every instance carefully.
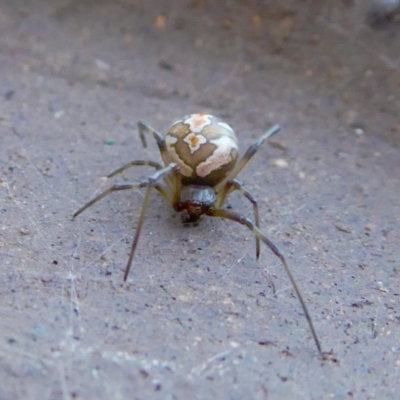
[138,120,168,158]
[215,124,280,193]
[138,120,173,189]
[123,163,181,281]
[215,179,261,259]
[72,160,165,218]
[107,160,164,178]
[72,181,170,219]
[209,208,323,357]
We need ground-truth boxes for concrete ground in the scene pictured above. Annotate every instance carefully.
[1,0,399,399]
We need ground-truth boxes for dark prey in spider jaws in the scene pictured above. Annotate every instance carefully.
[73,113,324,357]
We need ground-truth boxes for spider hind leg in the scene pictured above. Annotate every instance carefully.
[208,208,323,357]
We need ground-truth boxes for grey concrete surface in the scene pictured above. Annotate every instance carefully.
[1,0,399,399]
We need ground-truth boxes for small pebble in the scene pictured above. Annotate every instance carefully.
[272,158,289,168]
[104,138,115,145]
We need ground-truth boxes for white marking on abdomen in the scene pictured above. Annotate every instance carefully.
[196,136,238,177]
[183,132,207,154]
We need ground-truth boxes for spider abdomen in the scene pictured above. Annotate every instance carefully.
[164,114,239,187]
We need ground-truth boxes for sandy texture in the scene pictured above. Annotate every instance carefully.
[1,0,399,399]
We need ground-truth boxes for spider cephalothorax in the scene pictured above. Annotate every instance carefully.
[73,113,323,356]
[177,185,216,224]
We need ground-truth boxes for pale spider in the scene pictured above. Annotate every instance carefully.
[73,113,322,355]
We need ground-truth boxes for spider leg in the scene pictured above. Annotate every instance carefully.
[208,208,322,356]
[124,163,181,281]
[138,120,168,156]
[215,124,280,192]
[138,120,173,189]
[72,181,169,219]
[215,179,261,259]
[107,160,164,178]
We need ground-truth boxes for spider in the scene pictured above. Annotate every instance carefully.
[73,113,322,356]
